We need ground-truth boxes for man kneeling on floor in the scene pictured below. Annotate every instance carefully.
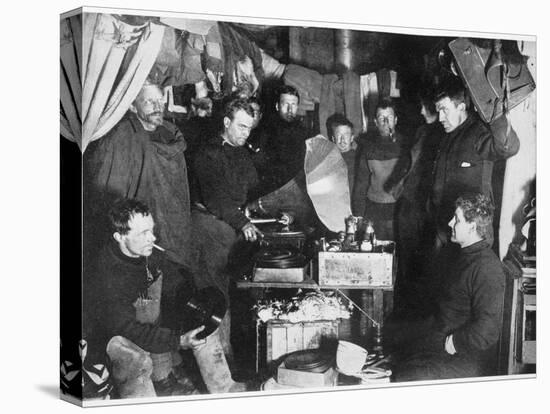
[391,193,506,381]
[85,198,246,398]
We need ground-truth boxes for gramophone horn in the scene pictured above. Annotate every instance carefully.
[304,136,352,232]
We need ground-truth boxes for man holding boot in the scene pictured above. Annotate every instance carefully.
[84,198,247,398]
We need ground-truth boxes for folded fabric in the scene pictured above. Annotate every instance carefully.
[261,49,286,79]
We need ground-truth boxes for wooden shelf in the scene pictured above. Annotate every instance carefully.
[236,279,394,290]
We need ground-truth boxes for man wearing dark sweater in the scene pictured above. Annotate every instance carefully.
[191,98,262,297]
[393,193,506,381]
[85,199,246,397]
[190,98,264,359]
[253,85,310,193]
[429,77,519,249]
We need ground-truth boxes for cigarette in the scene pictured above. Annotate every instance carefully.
[153,243,165,252]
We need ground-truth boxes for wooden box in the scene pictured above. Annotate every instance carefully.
[318,251,395,287]
[253,262,309,283]
[258,320,339,368]
[277,363,338,388]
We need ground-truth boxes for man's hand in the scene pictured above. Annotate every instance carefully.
[179,325,206,350]
[445,334,457,355]
[245,198,266,215]
[241,222,262,242]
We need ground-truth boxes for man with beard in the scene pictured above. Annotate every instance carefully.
[85,80,192,271]
[254,85,311,192]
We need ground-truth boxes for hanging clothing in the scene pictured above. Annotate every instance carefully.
[318,74,339,138]
[283,63,321,113]
[218,22,264,95]
[342,70,363,137]
[261,49,286,79]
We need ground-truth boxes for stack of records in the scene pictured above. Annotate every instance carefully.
[283,349,334,373]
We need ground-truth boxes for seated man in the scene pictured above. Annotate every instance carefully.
[190,98,263,359]
[84,199,246,398]
[391,193,506,381]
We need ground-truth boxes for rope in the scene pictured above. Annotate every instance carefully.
[335,289,380,327]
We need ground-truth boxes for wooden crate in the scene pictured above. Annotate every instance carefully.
[318,251,395,287]
[257,320,339,370]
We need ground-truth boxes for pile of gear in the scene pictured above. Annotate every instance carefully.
[255,290,352,323]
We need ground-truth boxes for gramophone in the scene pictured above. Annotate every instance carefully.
[246,212,309,283]
[247,136,353,283]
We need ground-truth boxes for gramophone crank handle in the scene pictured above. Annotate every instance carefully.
[249,218,279,224]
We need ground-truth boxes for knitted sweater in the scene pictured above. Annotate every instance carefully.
[85,242,180,354]
[433,240,506,361]
[193,138,259,231]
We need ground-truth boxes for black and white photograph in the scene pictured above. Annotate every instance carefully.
[57,3,540,407]
[4,1,546,413]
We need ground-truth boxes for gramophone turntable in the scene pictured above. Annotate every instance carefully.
[251,222,310,283]
[255,222,306,251]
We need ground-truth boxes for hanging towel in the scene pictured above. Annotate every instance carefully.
[389,70,400,98]
[342,70,363,137]
[364,72,379,130]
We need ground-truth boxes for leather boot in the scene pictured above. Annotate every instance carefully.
[193,328,246,394]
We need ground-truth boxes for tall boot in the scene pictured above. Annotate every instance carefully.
[218,310,234,365]
[193,328,246,394]
[106,336,156,399]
